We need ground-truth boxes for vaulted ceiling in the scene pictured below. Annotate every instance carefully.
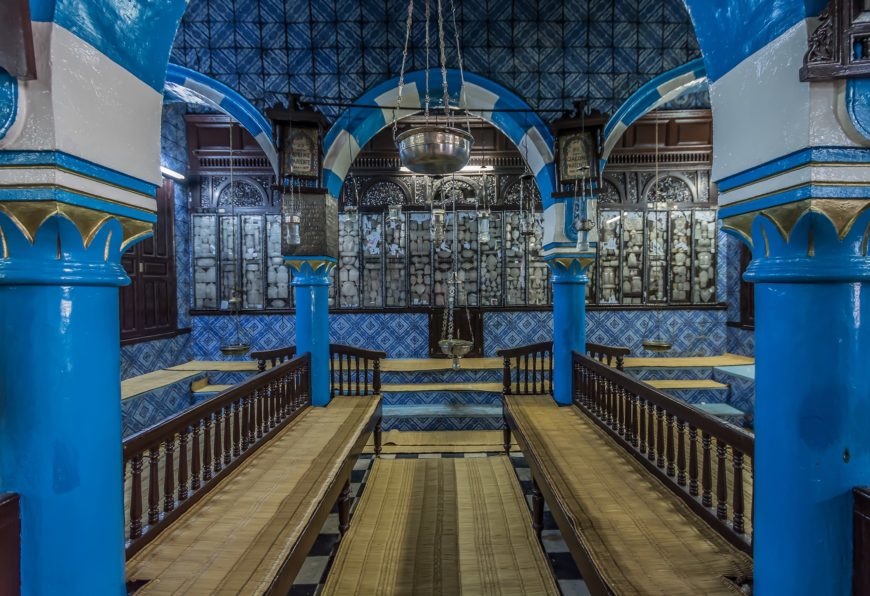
[170,0,705,122]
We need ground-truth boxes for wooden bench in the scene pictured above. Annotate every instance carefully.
[499,344,754,595]
[123,353,384,594]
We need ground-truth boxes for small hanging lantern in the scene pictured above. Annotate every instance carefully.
[477,208,491,244]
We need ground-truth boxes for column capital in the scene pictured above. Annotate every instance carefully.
[722,198,870,283]
[0,200,153,286]
[545,254,594,283]
[286,256,336,285]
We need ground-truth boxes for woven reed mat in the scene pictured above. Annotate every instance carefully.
[122,370,201,400]
[623,354,754,369]
[322,456,559,595]
[126,396,379,595]
[506,396,753,595]
[363,430,518,453]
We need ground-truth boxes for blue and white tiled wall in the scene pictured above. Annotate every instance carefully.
[720,226,755,357]
[121,102,194,380]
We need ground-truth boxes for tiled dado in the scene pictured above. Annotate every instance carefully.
[121,334,193,380]
[483,309,728,357]
[189,309,729,363]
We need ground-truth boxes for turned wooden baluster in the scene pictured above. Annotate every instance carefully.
[647,401,656,462]
[177,430,189,501]
[337,354,343,396]
[203,415,213,482]
[733,450,745,534]
[688,425,699,496]
[666,414,675,477]
[702,432,713,507]
[213,408,223,474]
[656,406,665,469]
[355,356,361,396]
[629,394,638,447]
[523,354,530,394]
[363,358,370,394]
[548,350,554,395]
[233,398,242,456]
[638,399,648,454]
[191,423,201,491]
[374,359,382,394]
[223,405,232,464]
[716,439,728,521]
[247,390,256,446]
[148,447,160,525]
[676,420,686,486]
[163,438,175,513]
[129,454,143,539]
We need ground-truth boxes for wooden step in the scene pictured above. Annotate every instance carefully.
[623,354,754,369]
[380,382,503,393]
[645,379,728,390]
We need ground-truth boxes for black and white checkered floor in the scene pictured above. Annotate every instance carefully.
[288,452,590,596]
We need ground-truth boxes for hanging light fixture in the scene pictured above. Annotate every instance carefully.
[393,0,474,175]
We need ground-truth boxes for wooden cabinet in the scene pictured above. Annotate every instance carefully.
[120,180,178,342]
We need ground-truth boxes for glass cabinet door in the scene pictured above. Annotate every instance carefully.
[692,210,717,303]
[361,213,384,307]
[241,215,264,309]
[454,212,479,306]
[597,210,621,304]
[669,210,692,304]
[433,214,455,308]
[338,213,361,308]
[621,211,644,305]
[219,216,238,309]
[503,212,526,306]
[384,214,407,307]
[479,212,503,306]
[645,212,668,303]
[408,213,432,306]
[265,215,292,309]
[527,213,549,305]
[192,214,218,309]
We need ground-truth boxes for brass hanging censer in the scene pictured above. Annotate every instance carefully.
[393,0,474,175]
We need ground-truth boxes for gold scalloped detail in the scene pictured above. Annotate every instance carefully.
[285,258,337,274]
[550,256,595,271]
[0,200,153,257]
[723,199,870,250]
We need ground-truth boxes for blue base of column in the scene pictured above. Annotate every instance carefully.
[548,257,590,405]
[0,285,125,595]
[753,281,870,595]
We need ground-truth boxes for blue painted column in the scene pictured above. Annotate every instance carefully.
[289,258,335,407]
[735,208,870,595]
[546,256,592,405]
[0,212,143,595]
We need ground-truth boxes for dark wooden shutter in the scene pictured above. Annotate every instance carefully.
[119,179,178,342]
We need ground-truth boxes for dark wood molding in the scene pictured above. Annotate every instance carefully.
[854,487,870,595]
[726,322,755,332]
[0,492,20,596]
[189,303,727,317]
[120,327,192,347]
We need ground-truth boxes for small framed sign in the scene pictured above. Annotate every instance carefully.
[280,127,320,179]
[557,130,596,183]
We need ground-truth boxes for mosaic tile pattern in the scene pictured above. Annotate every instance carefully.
[382,414,504,432]
[715,368,756,427]
[627,367,712,381]
[121,333,193,380]
[171,0,703,120]
[382,368,502,384]
[121,373,204,437]
[381,390,502,407]
[727,326,755,357]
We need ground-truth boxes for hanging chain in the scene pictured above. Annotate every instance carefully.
[424,0,431,123]
[393,0,415,141]
[449,0,472,134]
[436,0,451,127]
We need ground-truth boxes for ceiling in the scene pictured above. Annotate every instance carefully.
[170,0,706,122]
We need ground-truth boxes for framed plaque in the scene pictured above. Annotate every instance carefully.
[557,130,596,183]
[280,127,320,179]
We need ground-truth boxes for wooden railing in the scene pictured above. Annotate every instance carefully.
[572,352,754,553]
[497,342,554,396]
[251,345,297,372]
[497,341,632,396]
[855,487,870,594]
[585,342,630,371]
[123,354,312,558]
[330,344,386,396]
[0,493,19,595]
[252,344,385,396]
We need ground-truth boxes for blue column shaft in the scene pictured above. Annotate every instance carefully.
[0,284,125,595]
[551,275,587,405]
[754,281,870,595]
[294,279,331,406]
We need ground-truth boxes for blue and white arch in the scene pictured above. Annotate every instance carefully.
[601,58,707,167]
[321,69,584,255]
[165,64,278,175]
